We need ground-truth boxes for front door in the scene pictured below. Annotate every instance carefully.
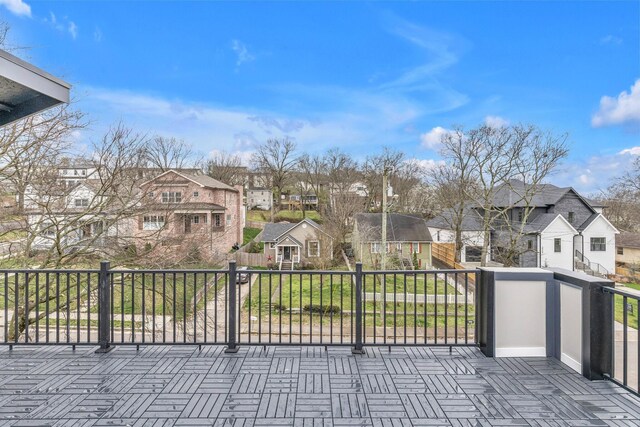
[184,216,191,233]
[283,246,291,261]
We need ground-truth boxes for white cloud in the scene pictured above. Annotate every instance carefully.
[484,115,509,128]
[0,0,31,17]
[620,146,640,155]
[68,21,78,39]
[420,126,453,149]
[230,39,255,67]
[410,158,445,171]
[77,85,420,158]
[592,79,640,127]
[94,27,103,42]
[600,35,622,46]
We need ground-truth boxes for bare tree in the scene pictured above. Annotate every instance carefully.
[0,106,86,211]
[428,129,478,263]
[361,147,405,210]
[205,151,245,186]
[298,153,328,215]
[251,138,298,218]
[144,136,198,171]
[439,124,569,266]
[323,149,364,246]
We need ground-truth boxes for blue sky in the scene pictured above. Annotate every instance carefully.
[2,0,639,194]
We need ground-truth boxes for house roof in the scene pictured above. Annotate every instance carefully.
[276,235,303,247]
[142,170,238,192]
[262,222,297,242]
[261,218,330,243]
[577,213,600,231]
[523,213,561,233]
[425,208,485,231]
[523,213,578,234]
[490,180,597,211]
[355,213,432,242]
[617,232,640,250]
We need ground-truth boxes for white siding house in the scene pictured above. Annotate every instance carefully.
[539,215,577,270]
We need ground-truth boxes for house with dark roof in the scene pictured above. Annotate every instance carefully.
[616,232,640,267]
[426,180,618,275]
[134,170,244,262]
[260,218,333,269]
[352,213,432,269]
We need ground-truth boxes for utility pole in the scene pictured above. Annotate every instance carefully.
[381,168,388,270]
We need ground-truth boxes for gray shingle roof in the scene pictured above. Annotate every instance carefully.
[523,213,563,233]
[491,180,571,208]
[577,213,600,231]
[617,232,640,249]
[355,213,432,242]
[425,208,485,231]
[180,172,238,192]
[261,222,297,242]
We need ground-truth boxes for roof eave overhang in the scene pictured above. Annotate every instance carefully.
[0,49,71,126]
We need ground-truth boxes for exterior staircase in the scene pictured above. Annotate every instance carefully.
[574,250,609,278]
[280,261,294,270]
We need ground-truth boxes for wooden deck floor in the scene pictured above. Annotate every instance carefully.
[0,345,638,426]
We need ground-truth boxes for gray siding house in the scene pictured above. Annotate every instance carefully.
[261,219,333,269]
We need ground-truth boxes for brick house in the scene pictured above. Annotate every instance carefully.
[136,170,244,262]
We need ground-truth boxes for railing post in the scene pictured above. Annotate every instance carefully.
[352,262,364,354]
[95,260,113,353]
[225,261,239,353]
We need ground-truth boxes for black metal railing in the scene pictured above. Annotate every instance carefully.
[0,261,478,352]
[603,286,639,396]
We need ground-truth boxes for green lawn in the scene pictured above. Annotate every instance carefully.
[242,273,469,329]
[0,271,227,322]
[246,209,322,224]
[0,230,25,243]
[615,294,639,330]
[243,227,261,246]
[620,282,640,292]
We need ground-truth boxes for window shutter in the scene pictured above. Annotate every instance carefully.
[418,243,422,253]
[138,216,143,230]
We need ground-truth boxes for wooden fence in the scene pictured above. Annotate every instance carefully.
[431,242,475,284]
[234,251,269,267]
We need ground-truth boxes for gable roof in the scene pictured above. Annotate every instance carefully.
[261,218,331,243]
[525,213,578,234]
[425,207,484,231]
[355,213,432,242]
[490,180,596,212]
[262,222,296,242]
[579,213,619,234]
[617,232,640,250]
[141,170,238,192]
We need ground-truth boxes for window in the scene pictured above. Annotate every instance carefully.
[308,241,320,257]
[148,192,154,198]
[62,170,67,175]
[161,192,182,203]
[203,215,207,224]
[554,238,561,253]
[143,215,165,230]
[396,243,403,253]
[81,170,86,176]
[371,242,380,254]
[74,199,89,207]
[193,191,199,197]
[74,170,78,176]
[517,210,523,223]
[192,215,200,224]
[226,214,232,226]
[590,237,606,252]
[411,243,420,254]
[527,240,533,250]
[465,246,482,263]
[617,246,624,255]
[436,231,441,241]
[269,242,276,249]
[568,212,575,223]
[213,214,222,227]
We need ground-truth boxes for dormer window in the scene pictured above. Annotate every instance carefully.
[568,212,575,223]
[517,210,524,223]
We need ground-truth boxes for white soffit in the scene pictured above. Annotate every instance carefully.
[0,49,71,126]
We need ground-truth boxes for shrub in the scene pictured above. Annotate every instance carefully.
[303,304,341,315]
